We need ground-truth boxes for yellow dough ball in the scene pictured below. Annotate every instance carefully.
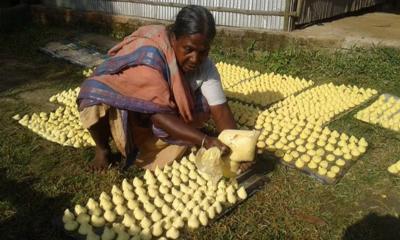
[283,153,294,163]
[318,167,327,176]
[295,160,305,169]
[319,160,328,169]
[330,166,340,174]
[326,154,336,162]
[336,159,346,167]
[301,154,311,163]
[327,171,337,179]
[308,161,318,169]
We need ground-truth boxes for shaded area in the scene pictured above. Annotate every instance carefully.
[343,213,400,240]
[0,168,72,240]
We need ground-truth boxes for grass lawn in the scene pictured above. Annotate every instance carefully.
[1,24,400,240]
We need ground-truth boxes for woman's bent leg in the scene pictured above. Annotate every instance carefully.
[88,114,112,170]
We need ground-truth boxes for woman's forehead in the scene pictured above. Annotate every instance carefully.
[176,33,210,50]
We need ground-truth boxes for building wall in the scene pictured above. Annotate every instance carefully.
[296,0,387,25]
[41,0,288,31]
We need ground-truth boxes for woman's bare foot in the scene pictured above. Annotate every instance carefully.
[89,148,112,171]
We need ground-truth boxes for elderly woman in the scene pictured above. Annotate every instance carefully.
[78,5,236,170]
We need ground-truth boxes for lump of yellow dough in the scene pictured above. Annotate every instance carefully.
[330,166,340,174]
[78,222,92,235]
[115,204,127,216]
[326,154,335,162]
[140,217,152,229]
[128,224,141,236]
[122,178,133,192]
[91,214,105,227]
[217,129,261,162]
[100,192,111,201]
[115,231,130,240]
[351,149,361,158]
[101,226,116,240]
[112,193,125,206]
[132,177,144,188]
[121,213,135,228]
[318,167,327,176]
[308,161,318,170]
[162,204,172,216]
[199,211,209,226]
[151,210,162,222]
[74,204,87,215]
[358,137,368,147]
[122,189,135,200]
[343,153,352,160]
[143,202,156,213]
[87,231,100,240]
[295,159,305,169]
[301,154,311,163]
[104,210,117,222]
[235,186,247,200]
[327,171,337,179]
[100,198,113,211]
[166,227,180,239]
[133,208,145,220]
[62,209,75,223]
[111,185,123,195]
[319,160,328,169]
[139,228,152,240]
[90,208,102,218]
[164,193,174,203]
[325,144,335,152]
[64,220,79,231]
[317,140,326,147]
[336,159,346,167]
[188,214,200,229]
[152,222,163,237]
[388,164,399,174]
[134,186,147,197]
[283,153,293,163]
[227,192,237,204]
[127,199,139,210]
[172,216,185,229]
[312,155,322,164]
[86,198,99,210]
[77,212,90,224]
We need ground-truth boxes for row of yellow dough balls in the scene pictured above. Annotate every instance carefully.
[263,84,377,125]
[14,106,93,147]
[355,95,400,131]
[215,62,260,88]
[229,100,261,127]
[63,153,247,240]
[225,74,313,106]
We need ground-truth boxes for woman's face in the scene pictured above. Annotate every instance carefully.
[171,33,210,73]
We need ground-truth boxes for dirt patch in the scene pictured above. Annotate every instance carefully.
[0,57,41,92]
[18,88,60,111]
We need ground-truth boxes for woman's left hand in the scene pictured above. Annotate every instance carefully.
[203,136,230,156]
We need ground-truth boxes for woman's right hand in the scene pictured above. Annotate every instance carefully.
[203,136,230,156]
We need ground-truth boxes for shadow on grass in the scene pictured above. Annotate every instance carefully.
[343,212,400,240]
[0,168,73,240]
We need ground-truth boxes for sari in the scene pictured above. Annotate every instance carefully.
[77,25,209,169]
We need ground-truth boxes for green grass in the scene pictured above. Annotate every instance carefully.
[1,24,400,240]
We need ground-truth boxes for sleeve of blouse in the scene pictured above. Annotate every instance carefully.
[200,59,227,106]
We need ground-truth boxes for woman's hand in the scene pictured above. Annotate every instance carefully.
[203,136,230,156]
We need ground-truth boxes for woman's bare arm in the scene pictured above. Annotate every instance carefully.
[209,102,237,132]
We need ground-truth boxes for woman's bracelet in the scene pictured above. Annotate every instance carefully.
[201,135,208,148]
